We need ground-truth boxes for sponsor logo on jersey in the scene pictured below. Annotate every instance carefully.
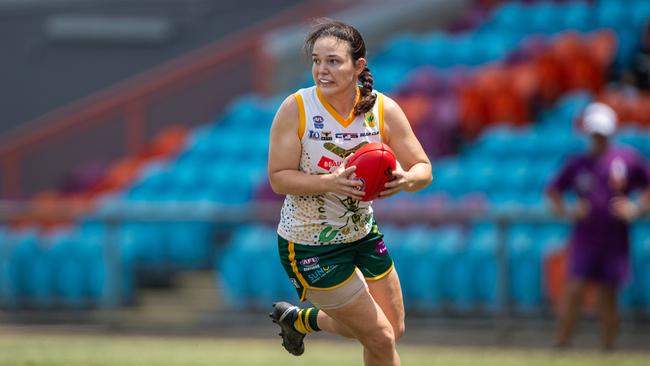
[318,156,341,171]
[364,111,377,128]
[290,278,301,289]
[300,256,319,266]
[323,141,369,158]
[313,115,324,129]
[308,130,333,141]
[335,132,358,140]
[335,131,380,140]
[320,131,333,140]
[300,257,320,271]
[375,240,388,257]
[307,265,337,283]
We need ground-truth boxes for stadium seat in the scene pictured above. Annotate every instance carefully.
[467,222,500,312]
[508,223,544,313]
[48,229,88,308]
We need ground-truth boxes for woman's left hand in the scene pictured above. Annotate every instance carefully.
[378,161,410,199]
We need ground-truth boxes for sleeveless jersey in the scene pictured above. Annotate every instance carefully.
[277,86,386,245]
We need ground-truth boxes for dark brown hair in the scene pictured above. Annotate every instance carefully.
[304,19,376,116]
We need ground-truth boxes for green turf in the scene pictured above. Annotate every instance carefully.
[0,334,648,366]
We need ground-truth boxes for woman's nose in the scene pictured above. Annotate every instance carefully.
[317,63,329,74]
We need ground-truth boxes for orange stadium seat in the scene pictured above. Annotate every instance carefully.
[552,32,603,93]
[534,53,564,105]
[28,191,73,230]
[509,62,540,102]
[489,87,529,126]
[142,126,188,159]
[635,93,650,126]
[90,157,145,195]
[458,82,487,138]
[587,30,617,72]
[393,94,432,128]
[475,66,529,126]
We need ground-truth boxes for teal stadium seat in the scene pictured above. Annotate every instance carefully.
[436,226,474,312]
[508,223,544,313]
[467,222,499,313]
[19,231,55,308]
[560,3,593,32]
[47,229,87,308]
[401,226,445,311]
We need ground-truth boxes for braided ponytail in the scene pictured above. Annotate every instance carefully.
[354,67,377,116]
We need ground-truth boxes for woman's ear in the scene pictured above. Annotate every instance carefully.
[355,58,367,76]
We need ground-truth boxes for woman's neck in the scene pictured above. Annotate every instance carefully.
[321,86,359,117]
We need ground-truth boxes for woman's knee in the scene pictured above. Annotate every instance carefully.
[360,324,396,352]
[393,320,405,341]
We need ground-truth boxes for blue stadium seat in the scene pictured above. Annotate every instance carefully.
[560,3,593,32]
[595,0,626,30]
[507,223,544,313]
[17,231,55,308]
[0,228,23,307]
[376,33,422,68]
[631,224,650,314]
[437,226,474,312]
[48,229,87,308]
[165,221,214,270]
[402,226,444,311]
[528,3,563,34]
[371,63,412,92]
[461,157,497,194]
[485,2,526,32]
[217,225,290,308]
[218,94,273,129]
[467,222,500,312]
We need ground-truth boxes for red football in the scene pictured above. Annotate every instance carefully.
[347,142,397,201]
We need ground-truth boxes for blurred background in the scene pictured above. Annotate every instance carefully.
[1,0,650,362]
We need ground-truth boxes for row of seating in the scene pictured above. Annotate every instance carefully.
[215,222,650,314]
[0,226,132,308]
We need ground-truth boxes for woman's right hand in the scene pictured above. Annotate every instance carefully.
[324,156,365,200]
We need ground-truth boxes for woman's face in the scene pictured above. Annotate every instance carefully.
[311,36,364,96]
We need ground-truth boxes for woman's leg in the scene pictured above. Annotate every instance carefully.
[555,280,586,347]
[314,268,404,342]
[366,269,405,341]
[321,288,400,366]
[316,310,356,338]
[597,284,618,350]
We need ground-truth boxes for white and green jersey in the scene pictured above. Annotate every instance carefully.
[277,86,386,245]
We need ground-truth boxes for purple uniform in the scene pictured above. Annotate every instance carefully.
[548,145,650,287]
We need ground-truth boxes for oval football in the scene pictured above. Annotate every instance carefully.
[347,142,396,201]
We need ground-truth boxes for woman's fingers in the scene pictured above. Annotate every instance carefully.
[378,187,399,198]
[340,165,357,178]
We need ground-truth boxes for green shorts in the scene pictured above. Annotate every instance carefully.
[278,224,394,301]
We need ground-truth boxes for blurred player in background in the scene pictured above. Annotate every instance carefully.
[546,102,650,350]
[267,19,431,366]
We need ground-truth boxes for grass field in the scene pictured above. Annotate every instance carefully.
[0,333,648,366]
